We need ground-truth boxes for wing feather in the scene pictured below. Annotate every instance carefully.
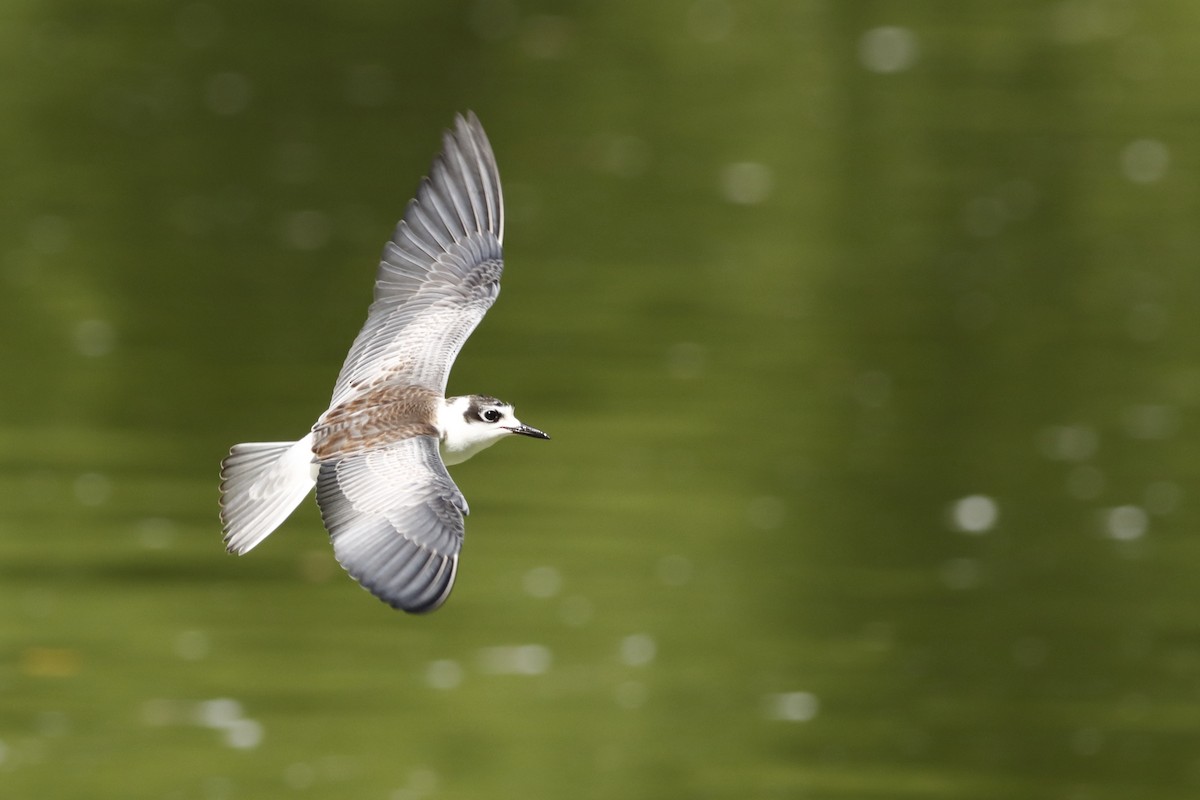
[329,112,503,406]
[315,437,468,613]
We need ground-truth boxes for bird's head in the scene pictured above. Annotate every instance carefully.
[438,394,550,465]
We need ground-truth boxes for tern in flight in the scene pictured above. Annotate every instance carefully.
[219,112,549,613]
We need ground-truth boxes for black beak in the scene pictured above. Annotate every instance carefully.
[509,424,550,440]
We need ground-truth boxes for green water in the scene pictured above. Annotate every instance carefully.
[4,2,1200,798]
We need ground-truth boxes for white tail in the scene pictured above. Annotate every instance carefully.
[219,434,318,554]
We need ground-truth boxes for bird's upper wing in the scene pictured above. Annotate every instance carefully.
[328,112,504,408]
[315,436,468,613]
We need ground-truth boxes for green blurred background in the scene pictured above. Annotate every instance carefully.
[4,1,1200,798]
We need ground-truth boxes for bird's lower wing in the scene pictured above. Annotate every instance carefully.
[315,436,467,613]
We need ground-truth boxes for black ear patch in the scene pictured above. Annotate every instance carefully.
[463,395,507,423]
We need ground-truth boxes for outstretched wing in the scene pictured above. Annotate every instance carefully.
[328,112,504,408]
[315,436,468,613]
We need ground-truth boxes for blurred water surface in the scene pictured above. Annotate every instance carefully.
[4,2,1200,798]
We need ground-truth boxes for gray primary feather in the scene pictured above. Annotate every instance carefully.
[328,112,504,407]
[316,436,468,613]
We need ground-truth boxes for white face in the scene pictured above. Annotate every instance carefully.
[438,395,549,466]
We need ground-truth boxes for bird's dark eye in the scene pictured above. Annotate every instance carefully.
[482,409,501,422]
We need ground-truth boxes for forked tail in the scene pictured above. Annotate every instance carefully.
[219,434,317,554]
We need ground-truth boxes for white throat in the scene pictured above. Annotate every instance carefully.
[437,397,505,466]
